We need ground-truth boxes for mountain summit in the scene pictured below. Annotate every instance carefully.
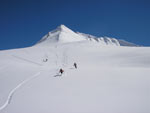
[36,25,85,45]
[57,24,75,33]
[36,25,138,46]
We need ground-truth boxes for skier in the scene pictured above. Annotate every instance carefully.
[59,68,64,75]
[43,58,48,62]
[73,62,77,69]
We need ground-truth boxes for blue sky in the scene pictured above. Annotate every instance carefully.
[0,0,150,50]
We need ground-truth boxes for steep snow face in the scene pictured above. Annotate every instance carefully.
[36,25,138,47]
[35,25,121,46]
[36,25,86,45]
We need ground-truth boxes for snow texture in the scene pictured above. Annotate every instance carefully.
[0,25,149,113]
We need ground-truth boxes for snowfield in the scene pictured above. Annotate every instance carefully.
[0,25,150,113]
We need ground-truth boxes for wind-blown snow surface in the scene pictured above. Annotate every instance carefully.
[0,41,150,113]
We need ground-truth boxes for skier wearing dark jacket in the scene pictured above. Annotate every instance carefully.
[59,68,64,75]
[74,63,77,69]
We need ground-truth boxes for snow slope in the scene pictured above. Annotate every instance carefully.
[0,25,150,113]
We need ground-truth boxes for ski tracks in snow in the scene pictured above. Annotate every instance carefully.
[0,45,71,111]
[51,45,68,68]
[12,55,43,66]
[0,72,41,111]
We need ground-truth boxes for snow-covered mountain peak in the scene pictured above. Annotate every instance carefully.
[36,25,86,45]
[58,24,67,29]
[57,24,73,33]
[36,25,138,47]
[48,24,75,35]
